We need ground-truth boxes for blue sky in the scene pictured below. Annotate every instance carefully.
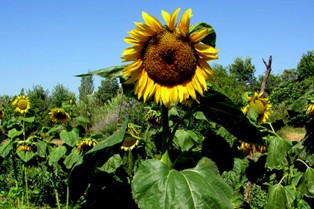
[1,0,313,96]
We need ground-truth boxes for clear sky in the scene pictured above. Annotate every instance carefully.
[1,0,313,96]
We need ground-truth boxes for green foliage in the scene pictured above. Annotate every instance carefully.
[228,57,256,88]
[78,74,94,101]
[94,78,119,105]
[297,51,314,80]
[50,83,76,108]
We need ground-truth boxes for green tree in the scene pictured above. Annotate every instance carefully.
[211,64,247,107]
[297,50,314,80]
[50,83,76,108]
[26,85,51,126]
[94,79,119,105]
[78,74,94,101]
[228,57,256,88]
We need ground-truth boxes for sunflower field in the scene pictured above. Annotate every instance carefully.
[1,8,314,209]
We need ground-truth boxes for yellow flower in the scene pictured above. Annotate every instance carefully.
[0,109,4,119]
[242,92,271,123]
[49,108,70,123]
[76,138,98,153]
[239,142,267,153]
[305,103,314,116]
[122,8,218,108]
[12,95,30,114]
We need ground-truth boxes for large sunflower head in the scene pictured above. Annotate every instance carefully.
[49,108,70,123]
[12,95,30,115]
[242,92,272,123]
[122,8,218,108]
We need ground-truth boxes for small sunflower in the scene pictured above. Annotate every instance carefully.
[49,108,70,123]
[239,142,267,153]
[122,8,218,108]
[12,95,30,115]
[242,92,271,123]
[0,109,4,119]
[121,136,140,152]
[76,138,98,153]
[305,97,314,116]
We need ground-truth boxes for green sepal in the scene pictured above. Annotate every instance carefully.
[188,22,216,47]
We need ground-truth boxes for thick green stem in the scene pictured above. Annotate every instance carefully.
[160,106,171,167]
[50,166,61,209]
[23,165,29,208]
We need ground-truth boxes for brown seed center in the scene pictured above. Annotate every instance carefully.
[143,31,197,86]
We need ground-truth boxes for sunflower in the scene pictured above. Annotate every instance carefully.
[121,136,140,151]
[12,95,30,115]
[305,103,314,116]
[239,142,267,153]
[242,92,271,123]
[49,108,70,123]
[122,8,218,108]
[76,138,97,153]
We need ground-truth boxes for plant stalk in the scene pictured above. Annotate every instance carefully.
[160,105,171,167]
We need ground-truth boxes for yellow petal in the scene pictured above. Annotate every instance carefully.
[178,8,192,37]
[191,75,203,96]
[170,87,179,105]
[195,68,207,89]
[161,10,171,28]
[189,28,208,43]
[142,11,163,33]
[134,22,156,36]
[154,85,162,104]
[198,58,215,78]
[135,70,148,99]
[121,45,143,62]
[160,86,170,108]
[123,60,143,77]
[124,67,142,84]
[194,44,218,60]
[186,82,196,100]
[143,77,155,102]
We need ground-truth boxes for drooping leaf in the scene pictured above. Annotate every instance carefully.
[48,146,67,166]
[98,154,123,173]
[265,184,287,209]
[174,130,198,151]
[16,150,35,162]
[73,116,90,123]
[198,90,262,144]
[297,167,314,197]
[60,129,80,147]
[284,185,296,207]
[36,141,47,158]
[8,128,23,139]
[87,120,128,154]
[0,140,14,158]
[132,157,233,209]
[75,65,126,79]
[64,148,82,169]
[188,22,216,47]
[20,116,35,123]
[266,136,292,170]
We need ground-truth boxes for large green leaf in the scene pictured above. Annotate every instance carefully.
[76,65,126,79]
[198,90,262,144]
[266,136,292,170]
[64,148,82,169]
[297,167,314,197]
[188,22,216,47]
[86,120,128,154]
[284,185,296,207]
[98,154,123,173]
[20,116,35,123]
[0,140,14,158]
[265,184,287,209]
[16,150,35,162]
[132,157,233,209]
[60,128,80,147]
[8,128,23,139]
[174,130,198,151]
[36,141,47,158]
[48,146,67,166]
